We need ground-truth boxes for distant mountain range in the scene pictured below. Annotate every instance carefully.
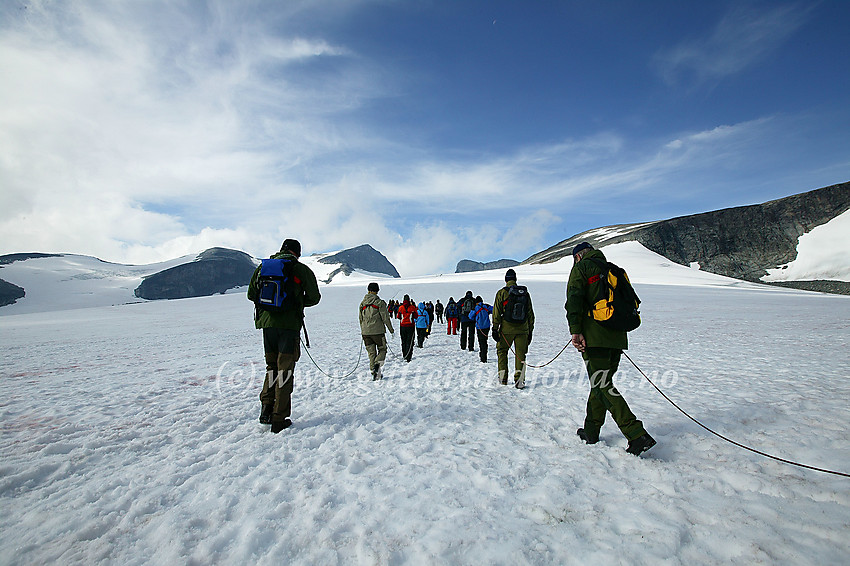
[455,259,520,273]
[0,244,403,312]
[2,181,848,312]
[525,181,850,293]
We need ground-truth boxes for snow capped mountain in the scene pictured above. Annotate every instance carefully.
[526,181,850,291]
[0,244,403,315]
[0,252,195,315]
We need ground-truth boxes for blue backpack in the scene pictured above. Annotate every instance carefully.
[256,258,300,312]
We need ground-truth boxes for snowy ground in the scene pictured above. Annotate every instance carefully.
[2,260,850,564]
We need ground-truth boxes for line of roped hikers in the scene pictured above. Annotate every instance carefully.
[381,291,495,364]
[249,238,656,456]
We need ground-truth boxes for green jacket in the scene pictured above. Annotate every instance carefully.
[493,280,535,335]
[565,249,627,350]
[359,292,394,335]
[247,252,321,330]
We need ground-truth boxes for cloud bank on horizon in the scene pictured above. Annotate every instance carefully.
[1,0,848,275]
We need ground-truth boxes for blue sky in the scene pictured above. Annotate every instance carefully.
[1,1,848,275]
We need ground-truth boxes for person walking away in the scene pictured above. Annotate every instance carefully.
[492,269,534,389]
[459,291,477,351]
[469,296,493,363]
[435,300,444,324]
[397,295,418,362]
[415,302,431,347]
[566,242,655,455]
[248,238,321,433]
[359,282,394,380]
[445,298,459,335]
[425,301,435,335]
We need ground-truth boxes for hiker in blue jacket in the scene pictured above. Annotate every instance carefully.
[469,295,493,363]
[415,302,432,348]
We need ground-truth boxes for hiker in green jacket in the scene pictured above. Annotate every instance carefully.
[566,242,655,455]
[492,269,534,389]
[359,282,394,380]
[247,239,321,433]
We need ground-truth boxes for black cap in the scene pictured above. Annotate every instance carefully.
[572,242,593,257]
[367,282,379,293]
[505,268,517,281]
[281,238,302,258]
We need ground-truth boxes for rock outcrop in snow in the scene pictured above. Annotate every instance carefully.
[134,248,258,300]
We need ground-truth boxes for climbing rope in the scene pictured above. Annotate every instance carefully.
[499,332,572,369]
[622,351,850,478]
[300,337,364,379]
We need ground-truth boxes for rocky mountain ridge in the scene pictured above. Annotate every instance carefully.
[455,259,520,273]
[525,181,850,292]
[316,244,400,281]
[134,248,258,300]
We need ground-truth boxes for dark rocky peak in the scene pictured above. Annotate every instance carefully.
[318,244,400,278]
[134,247,258,300]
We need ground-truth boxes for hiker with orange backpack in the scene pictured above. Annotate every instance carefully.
[566,242,655,455]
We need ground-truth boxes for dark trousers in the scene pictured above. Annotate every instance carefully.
[476,328,489,362]
[582,348,646,441]
[416,327,428,347]
[436,313,443,323]
[460,320,475,350]
[400,326,415,361]
[260,328,300,422]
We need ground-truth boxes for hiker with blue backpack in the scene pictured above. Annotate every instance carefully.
[247,239,321,433]
[415,301,432,348]
[468,296,493,363]
[445,298,459,335]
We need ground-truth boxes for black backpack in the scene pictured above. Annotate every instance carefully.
[256,258,300,312]
[461,297,475,316]
[502,285,530,324]
[587,259,641,332]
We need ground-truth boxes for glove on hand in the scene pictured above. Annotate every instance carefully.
[492,328,500,342]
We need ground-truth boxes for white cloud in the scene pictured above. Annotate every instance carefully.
[0,1,843,278]
[654,4,810,87]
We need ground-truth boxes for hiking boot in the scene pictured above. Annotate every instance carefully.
[270,419,292,434]
[514,379,525,389]
[626,433,656,455]
[576,428,599,444]
[259,405,273,425]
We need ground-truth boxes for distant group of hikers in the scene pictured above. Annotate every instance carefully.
[380,291,500,365]
[248,238,656,456]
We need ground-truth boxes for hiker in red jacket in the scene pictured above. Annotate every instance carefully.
[396,295,418,362]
